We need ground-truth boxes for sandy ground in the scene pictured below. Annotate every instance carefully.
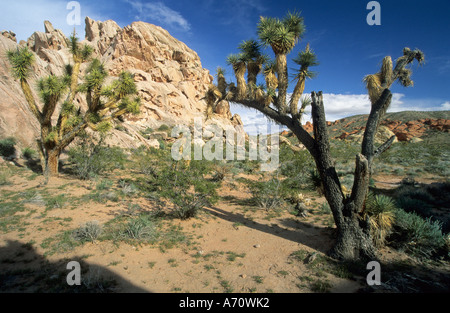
[0,164,447,293]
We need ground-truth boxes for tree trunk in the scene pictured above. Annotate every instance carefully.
[328,212,377,261]
[311,92,378,261]
[46,150,60,177]
[41,149,61,184]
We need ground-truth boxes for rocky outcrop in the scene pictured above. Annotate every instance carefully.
[338,126,398,144]
[382,118,449,141]
[332,115,449,143]
[0,18,240,151]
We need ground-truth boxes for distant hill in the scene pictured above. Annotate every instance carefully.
[336,110,450,124]
[292,111,450,142]
[326,111,450,141]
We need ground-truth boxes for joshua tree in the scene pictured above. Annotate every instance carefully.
[207,11,424,261]
[7,34,141,183]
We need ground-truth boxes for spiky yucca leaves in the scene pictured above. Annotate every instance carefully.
[364,48,424,107]
[263,60,278,91]
[37,74,70,148]
[363,193,397,247]
[290,44,319,117]
[79,58,108,112]
[6,46,34,80]
[226,53,247,100]
[257,12,304,55]
[298,96,312,122]
[68,31,94,63]
[205,84,222,119]
[254,84,266,103]
[258,12,305,111]
[215,67,227,96]
[67,32,93,103]
[363,56,393,105]
[7,47,41,121]
[87,70,141,130]
[238,39,269,93]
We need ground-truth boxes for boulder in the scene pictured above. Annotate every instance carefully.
[1,31,16,42]
[0,18,237,151]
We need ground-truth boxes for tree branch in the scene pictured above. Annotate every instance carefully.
[236,98,316,153]
[361,88,392,163]
[374,135,396,158]
[20,79,43,124]
[310,91,345,224]
[349,153,370,215]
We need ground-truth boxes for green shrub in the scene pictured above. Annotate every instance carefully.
[157,124,170,132]
[21,147,36,160]
[139,152,220,219]
[0,137,16,157]
[391,208,447,258]
[68,134,127,180]
[157,160,219,220]
[131,146,161,176]
[245,174,285,211]
[279,146,316,191]
[123,217,156,240]
[395,186,434,217]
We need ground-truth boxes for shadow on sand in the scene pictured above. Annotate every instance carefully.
[0,239,149,293]
[204,202,335,255]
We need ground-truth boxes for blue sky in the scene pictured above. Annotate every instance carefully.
[1,0,449,133]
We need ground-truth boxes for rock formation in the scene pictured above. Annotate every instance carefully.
[0,18,244,152]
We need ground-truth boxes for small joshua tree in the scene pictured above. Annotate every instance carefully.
[7,33,141,182]
[207,11,424,261]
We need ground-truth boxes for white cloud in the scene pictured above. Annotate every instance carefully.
[0,0,105,41]
[126,0,191,32]
[230,105,284,135]
[440,101,450,110]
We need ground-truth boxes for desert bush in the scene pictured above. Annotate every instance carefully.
[0,137,16,158]
[21,147,37,160]
[395,185,434,217]
[279,146,316,192]
[73,221,102,243]
[130,145,161,176]
[143,154,220,220]
[245,174,285,211]
[123,217,156,240]
[68,133,127,180]
[118,179,139,197]
[230,159,259,175]
[157,124,170,132]
[390,208,447,259]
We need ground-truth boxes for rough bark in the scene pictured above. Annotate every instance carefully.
[235,63,247,100]
[311,91,378,261]
[275,54,288,113]
[289,74,305,117]
[46,149,60,177]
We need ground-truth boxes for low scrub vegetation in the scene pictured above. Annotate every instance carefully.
[67,133,127,180]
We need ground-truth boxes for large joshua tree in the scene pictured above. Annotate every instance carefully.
[207,12,424,261]
[7,34,141,182]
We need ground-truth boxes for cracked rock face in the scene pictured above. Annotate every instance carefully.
[0,18,242,151]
